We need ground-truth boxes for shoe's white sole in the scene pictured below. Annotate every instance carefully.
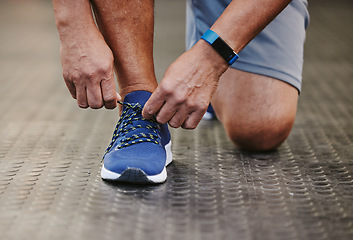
[101,141,173,184]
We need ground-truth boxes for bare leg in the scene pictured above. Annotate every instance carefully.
[212,68,298,151]
[90,0,157,98]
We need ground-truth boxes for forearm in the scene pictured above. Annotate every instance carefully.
[210,0,292,53]
[52,0,98,43]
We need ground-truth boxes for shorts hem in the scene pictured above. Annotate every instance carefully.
[232,61,302,93]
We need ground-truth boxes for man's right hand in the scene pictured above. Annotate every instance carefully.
[60,29,120,109]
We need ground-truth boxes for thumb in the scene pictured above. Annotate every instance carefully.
[116,92,122,101]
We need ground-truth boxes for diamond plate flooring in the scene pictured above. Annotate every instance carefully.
[0,0,352,240]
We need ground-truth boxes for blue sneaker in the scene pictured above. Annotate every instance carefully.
[101,91,172,184]
[202,104,217,120]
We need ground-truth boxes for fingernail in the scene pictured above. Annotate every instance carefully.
[116,92,122,101]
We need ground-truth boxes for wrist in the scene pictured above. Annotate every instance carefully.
[58,23,100,46]
[193,40,229,76]
[53,0,98,43]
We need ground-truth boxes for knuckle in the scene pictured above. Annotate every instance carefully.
[168,120,180,129]
[143,109,152,117]
[188,122,198,129]
[173,95,186,105]
[145,110,154,117]
[62,71,70,81]
[78,103,88,109]
[105,103,117,110]
[89,98,104,109]
[103,93,116,103]
[160,86,185,105]
[63,71,79,84]
[160,84,174,96]
[169,123,178,129]
[99,62,112,74]
[77,98,88,109]
[82,68,95,79]
[200,100,209,110]
[142,106,153,116]
[71,72,81,82]
[156,116,167,125]
[90,103,103,109]
[95,59,112,76]
[185,100,197,110]
[182,122,196,130]
[193,101,208,111]
[190,121,198,129]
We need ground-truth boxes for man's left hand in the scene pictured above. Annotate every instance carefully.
[142,41,228,129]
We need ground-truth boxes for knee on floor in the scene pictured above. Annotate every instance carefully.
[224,118,294,152]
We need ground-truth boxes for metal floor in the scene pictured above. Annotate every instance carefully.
[0,0,352,239]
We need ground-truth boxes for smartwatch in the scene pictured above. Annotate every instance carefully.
[201,29,239,65]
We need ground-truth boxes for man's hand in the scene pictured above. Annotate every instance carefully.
[53,0,120,109]
[142,41,228,129]
[60,30,120,109]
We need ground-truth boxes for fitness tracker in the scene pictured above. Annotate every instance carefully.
[201,29,239,65]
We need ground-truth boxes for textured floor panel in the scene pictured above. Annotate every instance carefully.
[0,0,352,240]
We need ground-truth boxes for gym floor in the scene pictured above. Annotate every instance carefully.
[0,0,352,239]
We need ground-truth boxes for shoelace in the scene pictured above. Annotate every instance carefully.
[102,101,160,161]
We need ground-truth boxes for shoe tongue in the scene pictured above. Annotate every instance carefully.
[123,91,152,110]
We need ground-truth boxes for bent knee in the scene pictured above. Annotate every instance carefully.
[224,118,294,152]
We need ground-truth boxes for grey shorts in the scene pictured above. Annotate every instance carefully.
[186,0,310,92]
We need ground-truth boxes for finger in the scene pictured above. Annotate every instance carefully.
[86,84,104,109]
[168,107,190,128]
[181,110,205,129]
[155,101,180,124]
[142,89,166,119]
[101,73,118,109]
[64,80,77,99]
[76,86,88,109]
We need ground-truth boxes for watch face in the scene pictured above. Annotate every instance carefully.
[212,37,237,64]
[201,29,238,65]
